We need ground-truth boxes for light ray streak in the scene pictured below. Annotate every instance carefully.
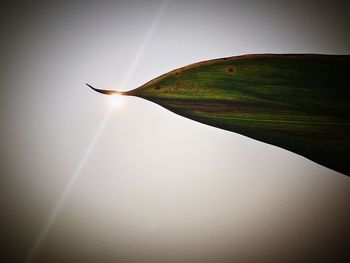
[120,0,168,91]
[25,109,112,263]
[25,1,168,262]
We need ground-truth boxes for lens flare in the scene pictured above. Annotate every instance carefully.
[108,94,123,109]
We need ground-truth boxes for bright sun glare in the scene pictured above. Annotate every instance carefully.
[108,94,123,109]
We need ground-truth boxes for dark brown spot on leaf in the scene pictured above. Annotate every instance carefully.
[155,85,161,90]
[227,67,236,74]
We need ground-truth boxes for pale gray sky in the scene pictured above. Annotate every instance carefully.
[1,0,350,262]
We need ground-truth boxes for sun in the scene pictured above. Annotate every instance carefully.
[108,94,123,109]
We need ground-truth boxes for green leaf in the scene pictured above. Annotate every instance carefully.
[88,54,350,176]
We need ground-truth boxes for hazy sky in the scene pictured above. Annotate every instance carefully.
[1,0,350,262]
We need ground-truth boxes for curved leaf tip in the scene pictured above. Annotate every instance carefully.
[86,83,124,95]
